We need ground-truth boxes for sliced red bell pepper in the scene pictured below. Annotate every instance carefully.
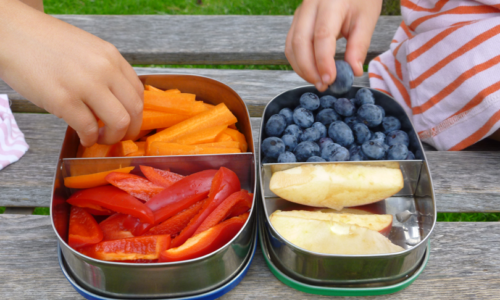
[84,207,113,216]
[105,172,165,201]
[194,190,252,235]
[148,169,218,223]
[226,192,254,219]
[67,185,155,224]
[159,213,248,262]
[140,165,184,188]
[171,167,241,248]
[79,235,171,261]
[68,206,104,249]
[52,195,70,242]
[99,213,134,241]
[144,200,205,237]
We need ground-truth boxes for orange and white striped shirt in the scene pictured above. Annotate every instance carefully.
[369,0,500,150]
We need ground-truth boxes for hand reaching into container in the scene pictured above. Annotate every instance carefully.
[0,0,144,147]
[285,0,383,92]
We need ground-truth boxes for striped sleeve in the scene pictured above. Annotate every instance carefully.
[369,0,500,150]
[0,94,29,170]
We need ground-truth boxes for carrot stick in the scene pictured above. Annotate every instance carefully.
[126,142,146,156]
[219,128,248,152]
[144,85,164,92]
[76,143,85,158]
[82,144,113,158]
[141,110,190,131]
[173,125,228,145]
[215,133,233,142]
[146,142,241,156]
[146,103,237,149]
[64,167,135,189]
[144,91,206,116]
[109,140,138,157]
[133,129,153,141]
[164,89,181,94]
[203,103,215,110]
[198,141,240,149]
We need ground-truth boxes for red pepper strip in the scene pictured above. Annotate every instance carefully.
[226,193,254,219]
[159,213,248,262]
[68,206,104,249]
[140,165,185,188]
[123,192,208,236]
[84,207,113,216]
[105,172,165,202]
[194,190,252,235]
[144,200,205,237]
[99,213,134,241]
[171,167,241,248]
[79,235,171,261]
[67,185,155,224]
[148,169,218,223]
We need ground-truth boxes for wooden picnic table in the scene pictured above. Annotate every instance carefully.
[1,15,500,299]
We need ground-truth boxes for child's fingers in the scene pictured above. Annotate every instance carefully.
[84,89,130,145]
[120,59,144,100]
[313,0,347,90]
[109,74,144,142]
[62,101,99,148]
[288,0,322,90]
[344,19,376,77]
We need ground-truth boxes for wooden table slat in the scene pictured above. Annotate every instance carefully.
[0,215,499,299]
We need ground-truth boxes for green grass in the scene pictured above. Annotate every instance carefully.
[34,207,51,215]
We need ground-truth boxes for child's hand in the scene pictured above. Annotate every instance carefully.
[0,0,144,147]
[285,0,382,92]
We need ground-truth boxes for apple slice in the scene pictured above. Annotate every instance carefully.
[271,210,393,237]
[269,164,404,211]
[269,213,404,255]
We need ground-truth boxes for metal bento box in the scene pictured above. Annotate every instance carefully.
[50,74,257,298]
[258,85,436,287]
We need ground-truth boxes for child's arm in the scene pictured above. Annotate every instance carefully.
[0,0,144,147]
[285,0,383,92]
[19,0,43,11]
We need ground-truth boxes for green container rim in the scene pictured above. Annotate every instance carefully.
[259,231,430,296]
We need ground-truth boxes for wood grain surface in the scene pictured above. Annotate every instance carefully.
[0,215,498,299]
[0,113,499,212]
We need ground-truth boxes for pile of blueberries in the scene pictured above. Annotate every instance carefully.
[261,62,416,163]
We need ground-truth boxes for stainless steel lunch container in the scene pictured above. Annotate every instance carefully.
[258,86,436,286]
[50,74,257,298]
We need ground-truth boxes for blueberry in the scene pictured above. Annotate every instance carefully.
[323,145,350,162]
[283,124,303,140]
[387,144,409,160]
[312,122,327,139]
[294,141,320,162]
[261,156,277,164]
[318,137,334,151]
[382,116,401,133]
[386,130,410,147]
[300,92,321,111]
[344,116,359,129]
[307,156,326,162]
[334,98,356,117]
[315,108,341,125]
[321,142,341,160]
[300,127,321,142]
[265,114,287,137]
[350,98,356,107]
[376,105,386,118]
[354,88,375,106]
[361,140,386,160]
[349,145,367,161]
[328,121,354,147]
[279,108,294,125]
[372,131,386,142]
[357,104,383,127]
[320,95,337,109]
[329,60,354,95]
[406,151,416,160]
[261,137,285,159]
[278,151,297,163]
[281,134,298,152]
[352,123,372,145]
[293,107,315,128]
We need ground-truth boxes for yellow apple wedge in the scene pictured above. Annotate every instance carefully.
[269,212,404,255]
[269,164,404,210]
